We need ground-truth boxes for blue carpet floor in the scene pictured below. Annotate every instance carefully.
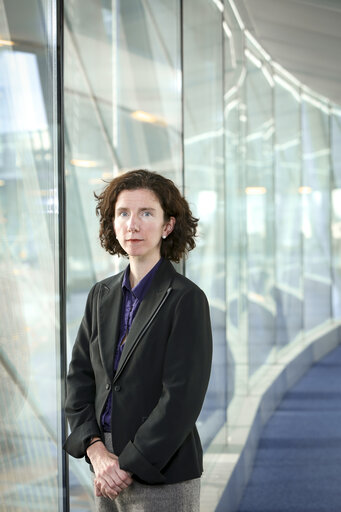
[222,345,341,512]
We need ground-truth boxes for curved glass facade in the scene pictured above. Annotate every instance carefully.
[1,1,341,511]
[0,0,63,510]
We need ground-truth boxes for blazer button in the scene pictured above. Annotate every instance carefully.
[106,383,111,390]
[114,385,121,392]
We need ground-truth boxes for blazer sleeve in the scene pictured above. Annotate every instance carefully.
[118,285,213,482]
[63,284,102,458]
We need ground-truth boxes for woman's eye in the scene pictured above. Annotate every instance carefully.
[119,211,128,217]
[142,211,151,217]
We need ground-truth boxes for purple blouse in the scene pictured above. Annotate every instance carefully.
[101,259,162,432]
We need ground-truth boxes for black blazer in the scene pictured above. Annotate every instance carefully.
[64,259,212,484]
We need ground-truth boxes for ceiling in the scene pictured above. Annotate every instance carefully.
[239,0,341,105]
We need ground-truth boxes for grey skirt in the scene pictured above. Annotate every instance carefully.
[93,433,200,512]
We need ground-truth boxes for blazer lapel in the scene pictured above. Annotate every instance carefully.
[97,272,124,380]
[114,260,175,382]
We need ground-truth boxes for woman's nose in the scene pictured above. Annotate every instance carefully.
[127,214,139,232]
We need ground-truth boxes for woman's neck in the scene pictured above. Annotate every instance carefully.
[129,255,161,288]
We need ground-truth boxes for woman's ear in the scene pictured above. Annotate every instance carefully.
[163,216,176,238]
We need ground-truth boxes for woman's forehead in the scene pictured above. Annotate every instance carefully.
[115,188,161,208]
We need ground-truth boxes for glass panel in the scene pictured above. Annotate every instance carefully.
[183,0,226,450]
[224,26,248,403]
[116,0,182,178]
[64,1,181,509]
[274,76,303,349]
[245,44,276,376]
[0,0,61,510]
[302,99,331,330]
[63,2,340,511]
[331,111,341,319]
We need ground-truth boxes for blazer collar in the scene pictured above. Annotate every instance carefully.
[98,259,176,381]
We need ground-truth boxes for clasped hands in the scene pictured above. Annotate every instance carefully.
[87,439,133,500]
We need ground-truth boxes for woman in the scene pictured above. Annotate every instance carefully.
[64,169,212,511]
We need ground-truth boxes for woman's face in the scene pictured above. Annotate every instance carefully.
[113,188,175,263]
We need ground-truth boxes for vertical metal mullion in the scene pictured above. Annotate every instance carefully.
[271,70,277,357]
[299,86,305,339]
[221,4,229,443]
[56,0,69,510]
[328,105,334,322]
[242,33,250,395]
[180,0,185,276]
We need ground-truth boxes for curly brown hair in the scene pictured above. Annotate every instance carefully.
[94,169,198,263]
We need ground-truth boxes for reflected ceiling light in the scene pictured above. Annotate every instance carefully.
[225,86,237,100]
[225,98,239,113]
[302,84,329,104]
[223,20,232,38]
[332,222,341,240]
[0,179,5,187]
[131,110,166,126]
[299,186,312,195]
[229,0,245,30]
[273,74,300,103]
[303,148,330,161]
[245,186,266,195]
[198,190,217,217]
[272,62,300,87]
[245,48,262,69]
[184,128,224,146]
[245,30,271,62]
[70,159,98,168]
[301,92,329,115]
[261,66,274,88]
[237,67,246,88]
[89,178,103,185]
[246,131,262,142]
[0,39,14,47]
[264,125,275,140]
[248,291,265,304]
[102,171,113,179]
[230,42,237,69]
[211,0,224,12]
[332,107,341,117]
[239,114,247,123]
[275,138,300,151]
[224,22,236,68]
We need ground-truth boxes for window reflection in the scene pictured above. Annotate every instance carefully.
[0,0,60,510]
[2,0,340,511]
[65,0,183,507]
[183,0,227,450]
[302,101,332,330]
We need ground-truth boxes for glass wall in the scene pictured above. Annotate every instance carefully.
[183,0,226,449]
[0,0,62,510]
[224,17,248,405]
[64,1,341,509]
[1,1,341,511]
[64,0,184,508]
[274,75,303,350]
[302,98,332,330]
[244,39,276,377]
[332,110,341,319]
